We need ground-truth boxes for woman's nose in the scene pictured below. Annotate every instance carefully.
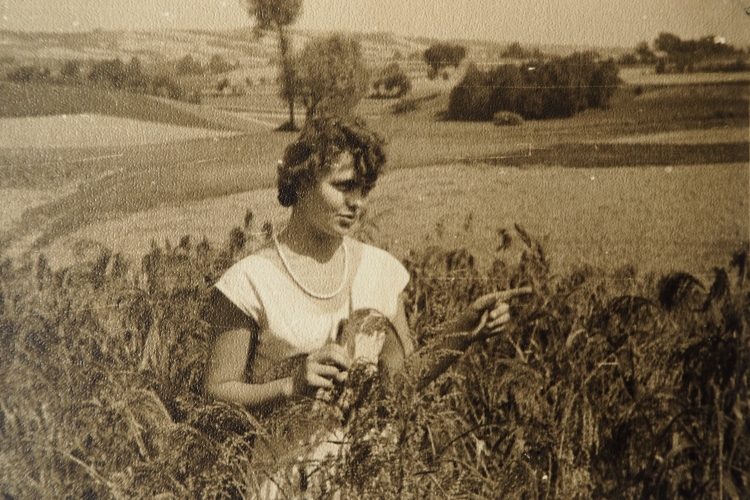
[346,190,365,209]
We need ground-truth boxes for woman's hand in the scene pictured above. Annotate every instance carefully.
[456,287,533,340]
[291,343,352,398]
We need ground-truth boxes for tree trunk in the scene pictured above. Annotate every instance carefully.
[277,26,297,131]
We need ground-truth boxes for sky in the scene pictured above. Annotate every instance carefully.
[2,0,749,48]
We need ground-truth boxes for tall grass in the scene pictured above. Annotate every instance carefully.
[1,217,748,498]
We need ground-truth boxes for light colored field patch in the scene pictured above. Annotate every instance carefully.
[0,188,56,230]
[619,68,750,86]
[599,127,749,145]
[46,163,749,277]
[0,114,240,149]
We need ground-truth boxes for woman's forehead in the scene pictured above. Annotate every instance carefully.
[326,151,356,178]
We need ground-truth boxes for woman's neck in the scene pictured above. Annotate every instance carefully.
[281,210,343,263]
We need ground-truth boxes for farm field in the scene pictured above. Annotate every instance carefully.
[49,161,748,278]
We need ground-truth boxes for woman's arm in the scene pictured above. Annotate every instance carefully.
[205,325,296,408]
[204,290,352,409]
[206,328,352,408]
[403,287,533,391]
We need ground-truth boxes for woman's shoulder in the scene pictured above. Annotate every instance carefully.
[352,238,402,267]
[216,241,284,290]
[227,241,279,271]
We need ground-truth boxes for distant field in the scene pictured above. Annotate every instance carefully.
[0,114,239,148]
[619,67,750,85]
[1,79,747,276]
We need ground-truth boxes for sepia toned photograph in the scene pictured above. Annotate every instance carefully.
[1,0,748,498]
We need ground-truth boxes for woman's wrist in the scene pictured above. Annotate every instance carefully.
[280,376,295,400]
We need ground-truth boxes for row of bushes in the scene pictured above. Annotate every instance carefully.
[447,52,621,121]
[1,215,748,498]
[6,58,197,103]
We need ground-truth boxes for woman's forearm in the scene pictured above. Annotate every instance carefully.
[206,377,294,409]
[410,320,479,391]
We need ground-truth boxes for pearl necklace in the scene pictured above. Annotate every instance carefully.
[272,232,349,300]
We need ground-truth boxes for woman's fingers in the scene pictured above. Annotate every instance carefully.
[485,311,511,330]
[470,287,531,336]
[488,302,510,320]
[294,361,345,395]
[311,343,352,371]
[471,287,531,316]
[306,370,335,390]
[311,362,348,385]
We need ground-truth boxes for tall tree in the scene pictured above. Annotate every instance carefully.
[295,33,369,118]
[242,0,303,130]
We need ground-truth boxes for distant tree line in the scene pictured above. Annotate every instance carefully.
[5,57,205,103]
[618,32,747,73]
[447,52,621,121]
[501,42,545,60]
[175,54,237,75]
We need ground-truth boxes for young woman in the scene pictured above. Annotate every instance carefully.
[204,115,527,412]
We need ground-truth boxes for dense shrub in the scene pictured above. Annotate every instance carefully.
[493,110,524,126]
[652,32,747,74]
[88,58,128,88]
[501,42,545,60]
[208,54,234,75]
[151,74,185,101]
[372,62,411,98]
[0,219,748,498]
[7,65,50,83]
[423,42,467,79]
[176,54,205,75]
[447,53,621,121]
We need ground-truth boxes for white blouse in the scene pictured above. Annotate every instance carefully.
[214,237,410,384]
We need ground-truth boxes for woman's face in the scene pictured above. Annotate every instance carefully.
[296,151,369,238]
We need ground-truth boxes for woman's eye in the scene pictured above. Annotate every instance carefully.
[334,181,358,192]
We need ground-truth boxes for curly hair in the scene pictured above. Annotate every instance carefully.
[277,115,387,207]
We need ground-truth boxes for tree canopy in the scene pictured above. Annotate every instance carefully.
[372,62,411,98]
[423,43,467,78]
[654,32,739,56]
[448,53,621,121]
[242,0,303,130]
[243,0,303,32]
[295,33,369,118]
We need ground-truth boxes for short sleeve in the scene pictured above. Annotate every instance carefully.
[214,259,264,326]
[380,251,410,317]
[353,245,410,320]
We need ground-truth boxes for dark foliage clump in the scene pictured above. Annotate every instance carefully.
[447,53,621,121]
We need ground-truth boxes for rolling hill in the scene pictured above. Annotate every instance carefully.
[0,82,268,132]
